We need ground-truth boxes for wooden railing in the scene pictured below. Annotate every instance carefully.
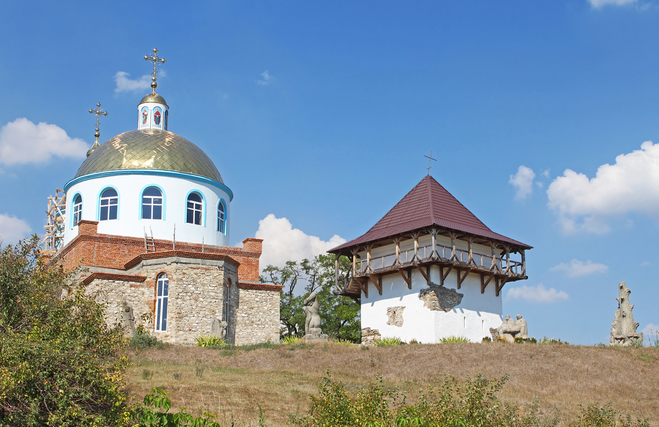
[354,243,524,277]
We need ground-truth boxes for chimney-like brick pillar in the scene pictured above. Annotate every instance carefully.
[242,238,263,254]
[77,220,99,236]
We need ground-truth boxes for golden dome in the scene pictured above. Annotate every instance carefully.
[74,129,223,183]
[139,93,168,107]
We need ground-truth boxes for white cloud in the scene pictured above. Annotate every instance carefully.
[542,169,550,178]
[114,71,152,93]
[257,70,274,86]
[641,261,651,266]
[588,0,637,7]
[255,214,346,271]
[550,259,609,278]
[547,141,659,233]
[509,165,536,200]
[0,214,31,244]
[506,283,569,304]
[0,118,88,165]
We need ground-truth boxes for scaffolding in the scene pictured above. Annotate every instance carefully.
[42,189,66,253]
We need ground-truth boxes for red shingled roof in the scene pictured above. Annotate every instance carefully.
[330,175,531,254]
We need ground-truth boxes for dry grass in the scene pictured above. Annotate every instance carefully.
[126,342,659,426]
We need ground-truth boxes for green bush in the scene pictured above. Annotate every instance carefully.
[196,334,228,348]
[569,403,649,427]
[538,336,568,345]
[131,388,222,426]
[130,328,165,349]
[0,236,128,426]
[439,336,470,344]
[375,337,404,347]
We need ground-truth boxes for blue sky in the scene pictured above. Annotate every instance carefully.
[1,0,658,344]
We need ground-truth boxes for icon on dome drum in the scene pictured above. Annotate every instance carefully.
[141,107,149,125]
[154,107,162,126]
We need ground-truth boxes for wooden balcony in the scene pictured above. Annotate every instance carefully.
[334,240,527,299]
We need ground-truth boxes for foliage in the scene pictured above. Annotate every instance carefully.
[568,403,649,427]
[283,335,303,345]
[375,337,405,347]
[130,388,221,426]
[538,336,568,345]
[439,336,470,344]
[0,236,128,426]
[648,329,659,348]
[261,254,361,343]
[129,327,165,349]
[482,336,492,342]
[196,334,228,348]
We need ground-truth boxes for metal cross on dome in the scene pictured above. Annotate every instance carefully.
[144,48,166,93]
[89,102,108,141]
[424,150,437,175]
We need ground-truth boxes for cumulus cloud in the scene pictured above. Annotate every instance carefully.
[0,214,31,244]
[550,259,609,278]
[0,118,88,165]
[255,214,346,271]
[506,283,569,304]
[114,71,152,93]
[257,70,274,86]
[547,141,659,233]
[509,165,536,200]
[588,0,637,7]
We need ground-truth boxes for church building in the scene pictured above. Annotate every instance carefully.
[329,174,531,343]
[43,50,281,346]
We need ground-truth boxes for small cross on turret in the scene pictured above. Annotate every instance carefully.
[87,102,108,157]
[424,150,437,175]
[145,48,166,93]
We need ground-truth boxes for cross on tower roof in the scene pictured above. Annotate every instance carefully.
[145,48,166,94]
[424,150,437,175]
[87,102,108,157]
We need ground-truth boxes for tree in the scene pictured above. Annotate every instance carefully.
[261,254,360,343]
[0,236,128,426]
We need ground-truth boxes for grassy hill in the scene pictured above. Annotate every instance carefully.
[127,341,659,426]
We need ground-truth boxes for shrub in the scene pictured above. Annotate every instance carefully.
[196,334,228,348]
[482,336,492,343]
[569,403,649,427]
[648,329,659,348]
[539,336,568,345]
[440,336,470,344]
[131,388,222,426]
[130,328,165,349]
[0,236,128,426]
[375,337,404,347]
[283,335,303,345]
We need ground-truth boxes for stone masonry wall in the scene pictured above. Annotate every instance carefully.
[234,287,280,345]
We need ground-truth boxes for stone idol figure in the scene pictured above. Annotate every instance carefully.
[610,281,643,346]
[490,314,529,343]
[303,292,328,341]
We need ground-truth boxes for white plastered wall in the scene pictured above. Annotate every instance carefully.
[63,173,230,247]
[359,237,504,344]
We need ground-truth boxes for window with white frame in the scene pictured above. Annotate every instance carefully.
[99,188,118,221]
[73,194,83,226]
[186,192,202,225]
[142,187,163,220]
[217,201,226,234]
[155,273,169,331]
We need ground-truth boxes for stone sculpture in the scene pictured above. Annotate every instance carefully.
[490,314,529,343]
[210,318,228,339]
[121,301,135,337]
[303,292,328,341]
[610,281,643,346]
[419,284,464,312]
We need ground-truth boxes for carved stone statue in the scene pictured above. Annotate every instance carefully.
[210,318,228,339]
[121,301,135,337]
[610,282,643,346]
[303,292,327,341]
[490,314,529,343]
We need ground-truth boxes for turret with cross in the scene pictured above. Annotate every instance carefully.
[86,102,108,157]
[138,48,169,131]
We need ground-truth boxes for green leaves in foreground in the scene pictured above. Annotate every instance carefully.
[131,388,221,426]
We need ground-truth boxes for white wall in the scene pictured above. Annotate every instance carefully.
[63,173,230,247]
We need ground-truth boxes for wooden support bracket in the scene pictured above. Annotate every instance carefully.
[480,274,493,294]
[439,265,452,287]
[369,274,382,296]
[352,277,368,299]
[456,269,470,289]
[416,265,431,285]
[495,277,508,297]
[398,268,412,289]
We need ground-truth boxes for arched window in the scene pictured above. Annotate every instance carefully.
[72,194,83,227]
[217,201,226,234]
[155,273,169,331]
[99,188,118,221]
[186,192,202,225]
[142,187,163,220]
